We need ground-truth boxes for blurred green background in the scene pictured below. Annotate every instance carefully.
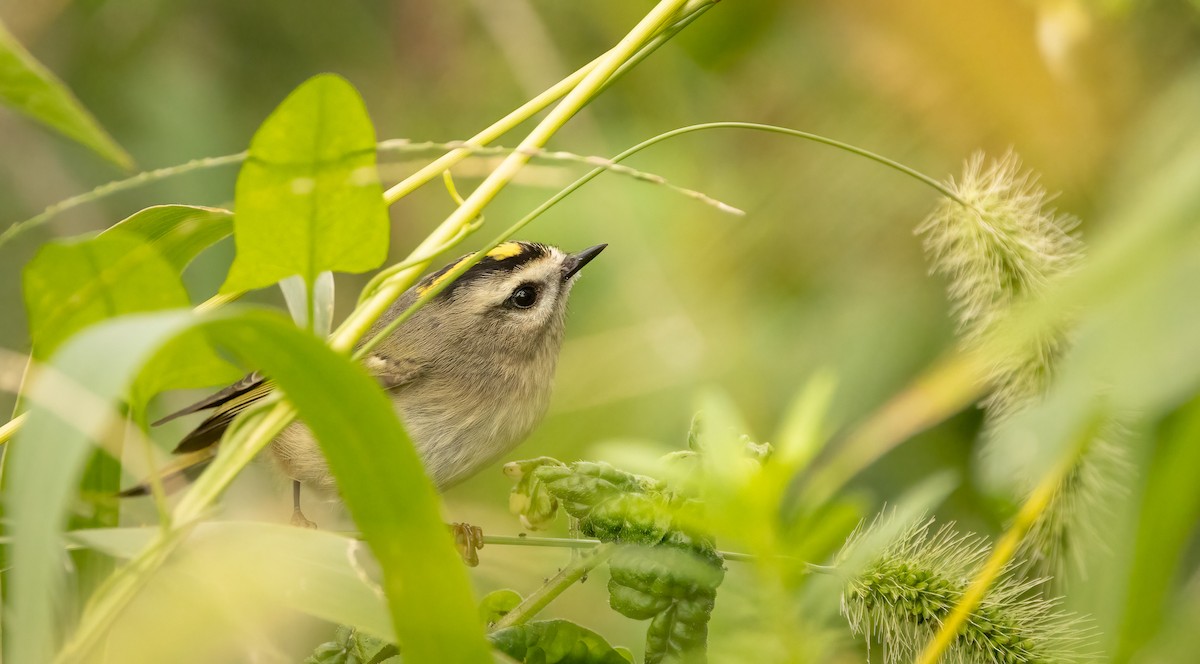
[2,1,1199,662]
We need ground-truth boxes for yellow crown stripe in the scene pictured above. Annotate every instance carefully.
[417,255,470,295]
[486,241,526,260]
[416,243,530,295]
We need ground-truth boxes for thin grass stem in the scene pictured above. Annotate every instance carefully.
[0,153,246,249]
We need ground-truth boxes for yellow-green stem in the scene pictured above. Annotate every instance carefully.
[130,407,171,530]
[491,543,618,631]
[0,412,25,446]
[380,0,714,206]
[798,351,988,507]
[334,0,690,354]
[914,418,1098,664]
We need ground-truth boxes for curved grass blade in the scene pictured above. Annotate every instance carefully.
[0,20,132,169]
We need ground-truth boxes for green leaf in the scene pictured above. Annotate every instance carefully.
[17,216,229,609]
[131,326,243,402]
[773,371,837,470]
[21,228,239,397]
[196,312,491,662]
[489,620,633,664]
[6,314,180,663]
[0,19,132,169]
[305,626,399,664]
[103,205,243,397]
[72,524,393,647]
[5,308,492,663]
[22,231,190,360]
[221,73,389,294]
[479,589,524,626]
[507,459,725,663]
[1115,397,1200,658]
[104,205,234,272]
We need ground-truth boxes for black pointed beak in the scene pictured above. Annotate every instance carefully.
[561,244,607,281]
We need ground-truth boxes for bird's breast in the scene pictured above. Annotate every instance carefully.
[394,360,555,490]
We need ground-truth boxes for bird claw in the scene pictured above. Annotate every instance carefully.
[451,522,484,567]
[291,508,318,529]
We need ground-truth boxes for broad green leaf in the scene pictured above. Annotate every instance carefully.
[199,312,491,662]
[6,308,491,663]
[104,205,234,272]
[19,221,226,609]
[490,620,633,664]
[72,524,394,652]
[221,74,389,294]
[6,314,180,664]
[0,20,132,169]
[22,231,189,360]
[21,228,238,397]
[102,205,243,397]
[479,589,524,626]
[131,326,243,402]
[1115,398,1200,659]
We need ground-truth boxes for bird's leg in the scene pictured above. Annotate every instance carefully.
[450,522,484,567]
[290,480,317,529]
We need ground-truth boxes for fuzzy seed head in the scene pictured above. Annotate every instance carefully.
[1016,431,1129,581]
[917,151,1083,419]
[839,517,1095,664]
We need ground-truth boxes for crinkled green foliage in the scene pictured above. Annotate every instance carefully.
[490,620,634,664]
[309,619,633,664]
[506,457,568,530]
[306,626,398,664]
[508,459,726,663]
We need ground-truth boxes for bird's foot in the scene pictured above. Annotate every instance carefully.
[451,522,484,567]
[291,508,318,529]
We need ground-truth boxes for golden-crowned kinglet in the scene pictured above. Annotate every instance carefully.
[123,241,605,527]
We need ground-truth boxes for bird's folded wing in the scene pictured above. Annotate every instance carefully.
[164,374,276,454]
[160,356,422,455]
[153,371,266,426]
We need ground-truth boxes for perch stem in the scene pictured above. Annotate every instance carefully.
[490,543,618,632]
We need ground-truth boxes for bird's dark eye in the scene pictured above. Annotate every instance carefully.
[508,284,539,309]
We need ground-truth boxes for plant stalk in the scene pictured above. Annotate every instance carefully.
[490,543,618,631]
[380,0,716,206]
[914,416,1100,664]
[0,412,25,446]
